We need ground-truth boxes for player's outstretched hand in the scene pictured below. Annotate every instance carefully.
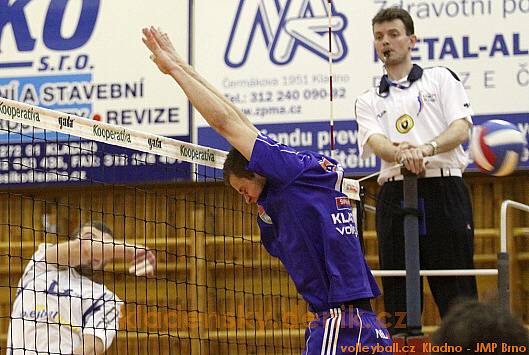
[142,26,183,75]
[128,247,156,277]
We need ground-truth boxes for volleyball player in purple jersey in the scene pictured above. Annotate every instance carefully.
[143,26,392,355]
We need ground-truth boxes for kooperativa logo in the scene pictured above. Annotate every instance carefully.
[225,0,348,67]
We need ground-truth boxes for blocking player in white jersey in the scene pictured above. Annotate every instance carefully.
[6,221,155,355]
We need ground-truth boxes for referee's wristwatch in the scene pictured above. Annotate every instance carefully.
[426,140,439,156]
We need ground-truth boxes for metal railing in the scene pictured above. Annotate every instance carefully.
[364,198,529,318]
[498,200,529,312]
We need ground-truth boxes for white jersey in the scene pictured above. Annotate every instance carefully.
[355,65,473,184]
[6,243,123,355]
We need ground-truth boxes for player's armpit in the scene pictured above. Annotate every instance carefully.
[72,335,105,355]
[220,121,258,161]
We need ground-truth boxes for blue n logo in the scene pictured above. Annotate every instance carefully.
[225,0,348,67]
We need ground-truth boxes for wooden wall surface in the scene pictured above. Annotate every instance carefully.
[0,172,527,354]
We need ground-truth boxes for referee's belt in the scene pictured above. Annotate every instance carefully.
[386,168,462,183]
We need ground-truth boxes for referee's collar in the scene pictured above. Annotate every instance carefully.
[378,64,423,95]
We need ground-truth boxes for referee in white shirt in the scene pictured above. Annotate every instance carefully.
[355,7,478,334]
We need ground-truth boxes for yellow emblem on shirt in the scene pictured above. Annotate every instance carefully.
[396,114,414,134]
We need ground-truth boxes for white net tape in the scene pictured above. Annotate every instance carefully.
[0,97,227,169]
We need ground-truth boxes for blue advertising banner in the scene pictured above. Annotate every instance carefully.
[0,140,191,184]
[198,121,379,176]
[0,0,192,185]
[198,113,529,178]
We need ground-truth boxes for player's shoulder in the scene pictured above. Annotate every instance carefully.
[256,133,303,156]
[302,151,342,176]
[32,243,54,261]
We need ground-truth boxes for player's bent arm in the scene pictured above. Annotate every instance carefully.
[419,118,471,156]
[45,239,118,268]
[102,240,143,262]
[106,240,156,276]
[44,240,85,268]
[72,335,105,355]
[366,134,401,162]
[45,239,153,270]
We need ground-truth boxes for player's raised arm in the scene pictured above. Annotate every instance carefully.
[45,224,155,277]
[142,26,257,160]
[146,27,255,132]
[44,239,88,268]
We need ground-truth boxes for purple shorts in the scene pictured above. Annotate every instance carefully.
[303,306,393,355]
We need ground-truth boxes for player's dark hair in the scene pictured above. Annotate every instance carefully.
[223,147,255,184]
[70,221,113,240]
[372,7,414,35]
[431,299,529,353]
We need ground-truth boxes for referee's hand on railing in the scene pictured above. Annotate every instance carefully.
[394,145,427,175]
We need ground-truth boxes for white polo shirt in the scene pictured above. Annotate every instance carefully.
[6,243,123,355]
[355,65,473,185]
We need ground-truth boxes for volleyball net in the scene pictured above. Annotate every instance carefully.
[0,98,309,354]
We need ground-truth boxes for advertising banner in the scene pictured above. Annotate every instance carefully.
[0,0,192,184]
[195,0,529,175]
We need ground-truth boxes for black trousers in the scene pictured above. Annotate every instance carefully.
[376,176,478,334]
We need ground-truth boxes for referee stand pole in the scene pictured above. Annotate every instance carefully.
[392,169,430,355]
[357,185,367,254]
[497,251,509,313]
